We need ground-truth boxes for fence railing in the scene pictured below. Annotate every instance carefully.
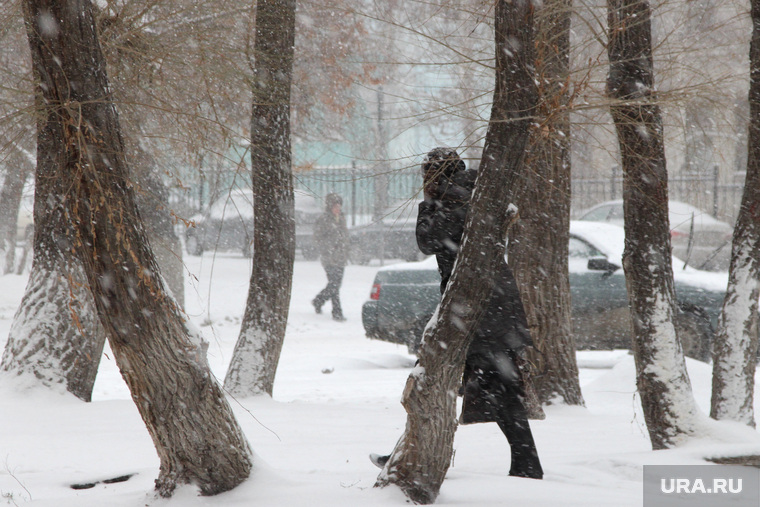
[293,165,421,226]
[169,163,745,228]
[572,166,744,225]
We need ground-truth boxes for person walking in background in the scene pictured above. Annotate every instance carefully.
[312,193,350,322]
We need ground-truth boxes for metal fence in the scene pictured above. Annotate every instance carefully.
[166,164,421,224]
[572,166,745,224]
[169,162,745,228]
[294,165,421,226]
[301,164,745,227]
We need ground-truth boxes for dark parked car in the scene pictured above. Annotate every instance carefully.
[349,202,424,264]
[362,221,728,361]
[185,189,322,257]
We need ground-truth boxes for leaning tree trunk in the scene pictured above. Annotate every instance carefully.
[710,0,760,427]
[607,0,700,449]
[224,0,296,397]
[23,0,252,495]
[0,147,32,274]
[374,0,537,503]
[510,0,584,407]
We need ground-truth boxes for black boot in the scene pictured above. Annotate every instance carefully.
[497,409,543,479]
[509,443,543,479]
[369,453,389,469]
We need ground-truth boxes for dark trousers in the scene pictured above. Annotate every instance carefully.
[494,392,542,478]
[314,265,344,318]
[463,352,543,478]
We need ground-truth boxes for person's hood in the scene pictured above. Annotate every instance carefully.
[421,147,466,180]
[325,193,343,211]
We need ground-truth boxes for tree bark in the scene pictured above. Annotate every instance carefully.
[511,0,584,407]
[0,132,106,402]
[22,0,252,495]
[374,0,537,502]
[0,263,106,401]
[607,0,700,449]
[1,45,105,404]
[710,0,760,427]
[224,0,296,398]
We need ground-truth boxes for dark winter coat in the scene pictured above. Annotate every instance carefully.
[416,167,533,424]
[315,210,350,267]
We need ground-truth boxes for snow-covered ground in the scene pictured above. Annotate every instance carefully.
[2,252,760,507]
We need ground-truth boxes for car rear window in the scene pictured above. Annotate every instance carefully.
[377,269,440,285]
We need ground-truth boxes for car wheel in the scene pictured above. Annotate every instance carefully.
[185,233,203,256]
[675,304,713,362]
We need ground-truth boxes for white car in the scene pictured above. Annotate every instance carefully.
[184,189,322,258]
[577,199,733,271]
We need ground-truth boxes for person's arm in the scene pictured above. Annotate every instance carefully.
[314,215,328,253]
[416,200,448,255]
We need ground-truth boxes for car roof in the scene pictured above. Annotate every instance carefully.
[667,200,731,230]
[294,190,321,212]
[577,199,732,231]
[377,254,438,272]
[569,220,625,261]
[206,189,321,220]
[208,189,254,220]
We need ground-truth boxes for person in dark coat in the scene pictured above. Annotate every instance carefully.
[312,193,350,321]
[370,148,543,479]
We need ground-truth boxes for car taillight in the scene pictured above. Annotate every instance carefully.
[370,283,381,300]
[671,230,688,239]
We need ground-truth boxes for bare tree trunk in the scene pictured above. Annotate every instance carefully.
[23,0,252,495]
[1,74,105,404]
[374,0,536,502]
[1,134,106,401]
[0,147,32,274]
[224,0,296,398]
[607,0,700,449]
[710,0,760,427]
[511,0,584,407]
[0,263,106,401]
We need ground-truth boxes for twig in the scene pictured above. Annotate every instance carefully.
[3,458,31,501]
